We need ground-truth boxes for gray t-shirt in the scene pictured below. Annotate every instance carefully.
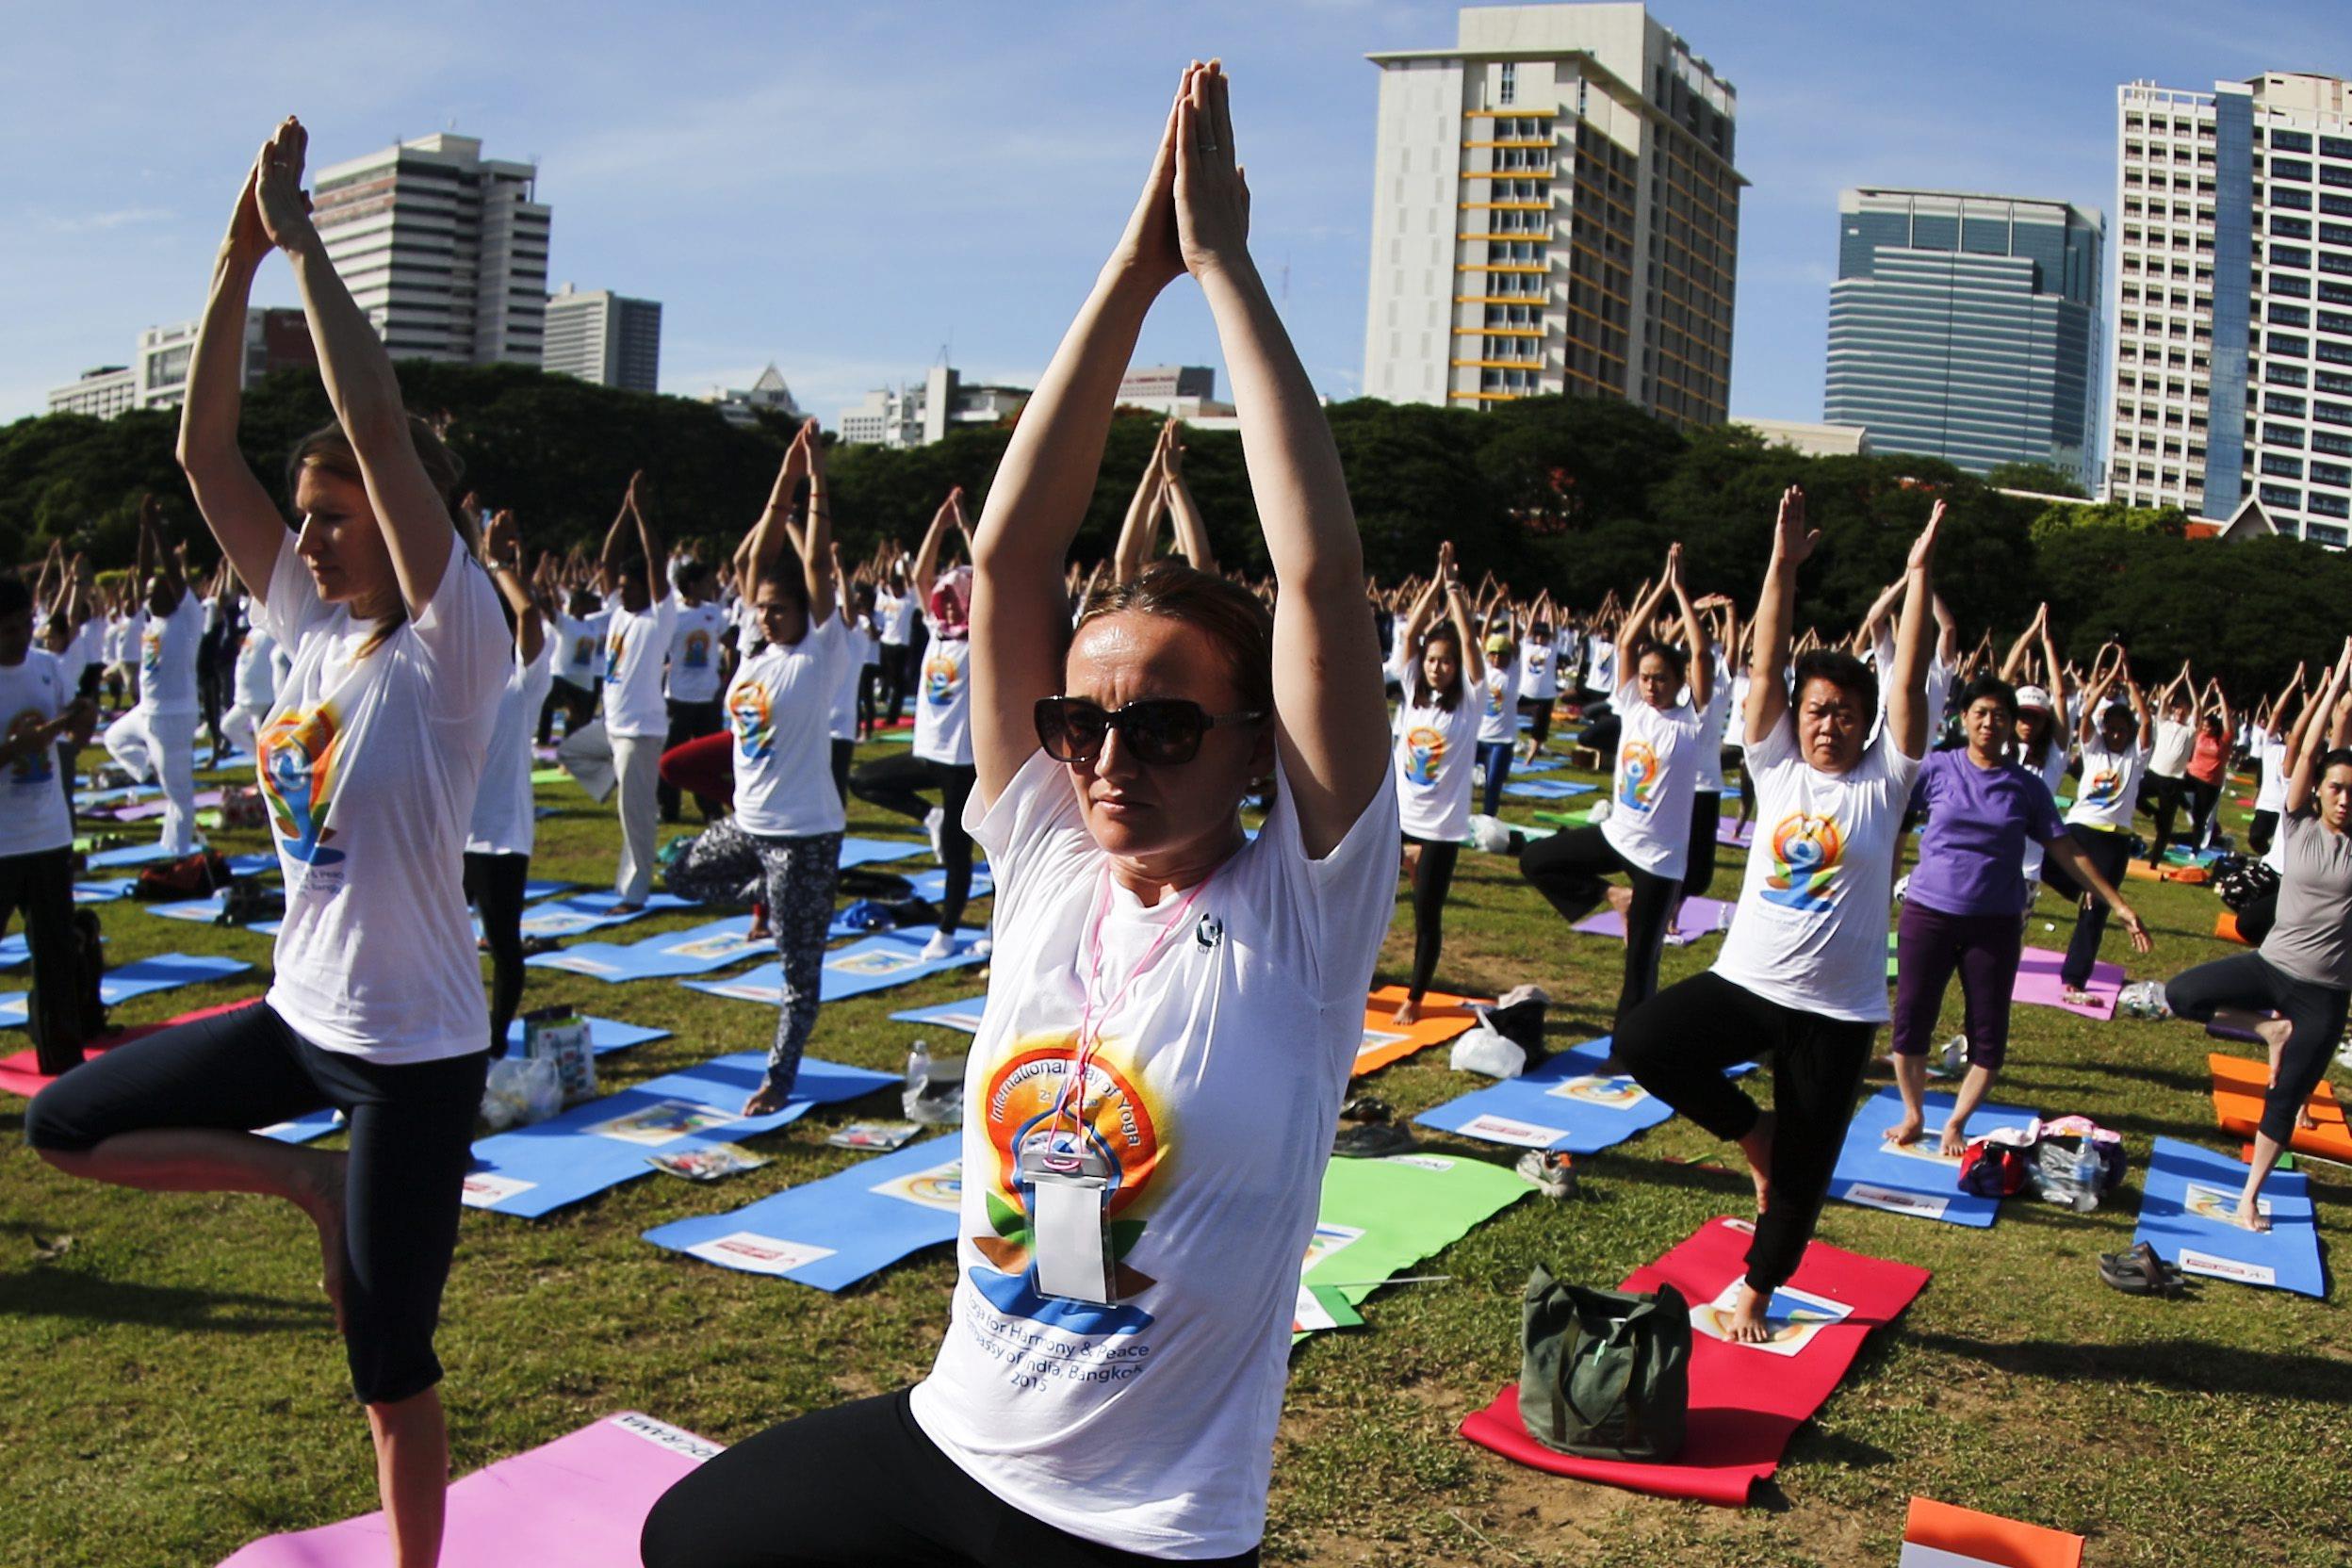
[2261,811,2352,990]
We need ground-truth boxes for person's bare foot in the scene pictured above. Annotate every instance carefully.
[1605,885,1634,918]
[1883,1113,1925,1149]
[609,901,644,917]
[745,915,772,941]
[1936,1119,1970,1158]
[1723,1283,1773,1343]
[1736,1110,1775,1215]
[1391,995,1423,1026]
[288,1149,349,1333]
[2235,1191,2273,1233]
[2297,1105,2320,1132]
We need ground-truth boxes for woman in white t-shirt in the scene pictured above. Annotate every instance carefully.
[2039,654,2154,1003]
[2246,664,2305,858]
[1517,546,1711,1018]
[1383,546,1484,1025]
[1513,590,1560,761]
[1614,489,1940,1343]
[29,117,508,1555]
[644,64,1396,1568]
[1472,603,1522,816]
[463,509,555,1054]
[848,489,984,961]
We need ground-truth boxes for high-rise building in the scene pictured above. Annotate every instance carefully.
[46,366,136,419]
[543,285,662,393]
[134,309,317,413]
[309,132,551,367]
[839,367,1028,448]
[1825,188,2104,485]
[2109,73,2352,544]
[1362,3,1742,425]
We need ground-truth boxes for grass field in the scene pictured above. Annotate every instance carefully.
[2,729,2347,1568]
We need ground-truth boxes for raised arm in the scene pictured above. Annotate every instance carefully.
[802,421,836,622]
[1999,605,2043,683]
[1162,425,1218,574]
[628,477,668,605]
[2285,645,2352,817]
[141,496,187,612]
[1111,422,1173,583]
[481,510,545,664]
[1745,485,1813,745]
[910,490,960,618]
[1884,503,1943,761]
[1665,545,1711,712]
[742,426,811,609]
[1445,554,1485,687]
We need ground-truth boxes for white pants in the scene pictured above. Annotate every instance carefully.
[104,707,200,855]
[221,702,268,763]
[611,733,663,904]
[557,717,616,803]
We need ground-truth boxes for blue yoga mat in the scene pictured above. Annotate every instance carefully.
[1828,1085,2038,1228]
[686,932,989,1006]
[1414,1039,1688,1153]
[890,995,989,1035]
[461,1054,899,1218]
[1500,778,1597,801]
[517,891,696,939]
[224,853,277,876]
[77,786,153,807]
[527,918,771,981]
[256,1109,342,1145]
[73,878,139,904]
[145,892,233,923]
[504,1015,674,1055]
[643,1134,962,1290]
[1513,754,1568,774]
[0,953,253,1026]
[87,841,193,868]
[521,879,574,901]
[905,867,993,903]
[2134,1135,2326,1297]
[0,934,25,970]
[838,837,928,870]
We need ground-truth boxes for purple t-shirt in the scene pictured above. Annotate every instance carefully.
[1907,748,2066,917]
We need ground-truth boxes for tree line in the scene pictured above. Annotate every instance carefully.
[2,360,2336,694]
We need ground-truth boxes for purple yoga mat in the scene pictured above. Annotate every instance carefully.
[1572,895,1733,947]
[2011,946,2125,1021]
[113,789,224,822]
[1716,817,1756,849]
[217,1413,719,1566]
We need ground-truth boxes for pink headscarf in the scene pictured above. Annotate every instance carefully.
[928,565,973,641]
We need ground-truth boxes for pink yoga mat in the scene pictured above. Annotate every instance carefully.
[1573,895,1732,947]
[2010,947,2125,1021]
[0,999,262,1098]
[218,1413,719,1566]
[1461,1217,1929,1506]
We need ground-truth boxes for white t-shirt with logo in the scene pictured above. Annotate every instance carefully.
[466,632,559,858]
[2254,729,2293,814]
[0,651,73,858]
[234,627,280,712]
[600,592,676,740]
[1590,637,1616,692]
[1691,652,1733,794]
[664,600,728,704]
[2020,737,2075,884]
[915,618,974,767]
[1384,646,1480,842]
[729,612,853,839]
[1515,636,1560,703]
[555,612,605,690]
[2066,736,2146,834]
[826,611,872,743]
[137,594,203,716]
[253,531,508,1063]
[909,750,1398,1560]
[1712,713,1922,1023]
[1602,681,1707,880]
[882,589,919,645]
[2149,718,2196,779]
[1475,659,1522,745]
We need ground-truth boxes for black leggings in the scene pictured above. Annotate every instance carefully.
[2039,825,2132,988]
[465,850,531,1054]
[1614,972,1874,1295]
[1402,835,1461,1002]
[641,1388,1260,1568]
[2249,808,2280,858]
[1683,791,1721,902]
[879,644,915,725]
[24,1003,487,1405]
[831,737,856,807]
[1520,825,1679,1018]
[1518,695,1554,748]
[0,846,86,1075]
[540,678,596,746]
[2164,953,2349,1143]
[850,752,978,933]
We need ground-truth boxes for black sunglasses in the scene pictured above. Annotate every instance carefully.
[1034,696,1266,766]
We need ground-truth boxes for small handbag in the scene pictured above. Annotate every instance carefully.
[1517,1266,1690,1461]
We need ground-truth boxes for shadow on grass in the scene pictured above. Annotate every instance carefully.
[0,1268,328,1333]
[1908,1330,2352,1404]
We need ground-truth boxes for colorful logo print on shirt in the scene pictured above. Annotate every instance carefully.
[606,626,628,670]
[728,680,774,762]
[258,701,348,866]
[2082,765,2125,808]
[1403,724,1446,788]
[682,629,713,669]
[571,634,596,670]
[923,651,961,708]
[1761,809,1843,913]
[139,625,162,684]
[1485,673,1507,718]
[1617,740,1660,812]
[7,708,53,785]
[969,1033,1166,1335]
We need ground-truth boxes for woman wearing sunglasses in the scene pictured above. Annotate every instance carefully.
[1384,542,1483,1026]
[643,60,1396,1568]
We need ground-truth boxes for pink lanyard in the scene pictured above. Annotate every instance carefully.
[1043,865,1217,1168]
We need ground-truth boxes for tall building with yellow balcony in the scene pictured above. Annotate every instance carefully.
[1364,4,1741,427]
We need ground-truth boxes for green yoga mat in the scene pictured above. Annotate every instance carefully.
[1296,1151,1532,1341]
[531,767,570,785]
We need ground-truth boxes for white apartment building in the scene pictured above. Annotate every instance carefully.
[133,308,316,413]
[1363,3,1742,426]
[544,285,662,394]
[1116,365,1233,419]
[2109,73,2352,545]
[839,367,1028,448]
[703,365,804,429]
[46,366,136,419]
[309,133,551,367]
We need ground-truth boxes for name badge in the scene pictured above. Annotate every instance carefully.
[1026,1168,1115,1305]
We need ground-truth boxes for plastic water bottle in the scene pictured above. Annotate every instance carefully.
[903,1039,931,1120]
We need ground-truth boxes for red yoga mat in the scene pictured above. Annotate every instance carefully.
[1459,1217,1931,1506]
[0,998,262,1099]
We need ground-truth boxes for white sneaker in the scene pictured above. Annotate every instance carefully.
[920,929,955,962]
[923,806,945,860]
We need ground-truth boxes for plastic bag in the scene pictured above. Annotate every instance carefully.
[525,1008,598,1105]
[2117,980,2172,1021]
[481,1053,564,1131]
[1450,1024,1527,1079]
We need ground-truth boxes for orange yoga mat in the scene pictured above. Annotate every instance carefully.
[1902,1495,2083,1567]
[1355,986,1486,1076]
[2209,1052,2352,1162]
[2213,911,2246,944]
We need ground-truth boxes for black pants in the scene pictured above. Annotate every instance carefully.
[1402,835,1461,1002]
[2181,776,2222,848]
[1683,791,1721,902]
[1518,695,1554,748]
[1614,972,1874,1295]
[2165,953,2350,1143]
[465,850,531,1054]
[24,1003,487,1405]
[0,847,84,1075]
[850,753,978,934]
[540,678,596,746]
[858,662,882,738]
[879,644,915,725]
[640,1388,1260,1568]
[2143,773,2186,864]
[831,737,856,808]
[1520,825,1679,1018]
[659,697,727,821]
[2249,808,2280,858]
[2039,825,2132,988]
[2238,886,2280,946]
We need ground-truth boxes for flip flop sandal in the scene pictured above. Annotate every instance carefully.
[2098,1242,2185,1298]
[1340,1095,1395,1125]
[1332,1121,1417,1159]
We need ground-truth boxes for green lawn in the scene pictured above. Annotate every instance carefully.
[2,738,2346,1567]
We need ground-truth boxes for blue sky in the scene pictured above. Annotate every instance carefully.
[5,1,2344,429]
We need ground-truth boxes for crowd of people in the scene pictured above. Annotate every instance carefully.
[8,67,2348,1568]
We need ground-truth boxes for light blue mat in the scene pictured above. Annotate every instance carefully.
[1827,1085,2039,1228]
[686,932,988,1005]
[1499,778,1597,801]
[527,917,770,981]
[0,953,253,1026]
[1414,1039,1695,1154]
[2134,1135,2326,1297]
[504,1015,673,1055]
[517,891,696,939]
[643,1134,962,1290]
[889,995,989,1034]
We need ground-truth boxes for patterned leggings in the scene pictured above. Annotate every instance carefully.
[667,819,842,1095]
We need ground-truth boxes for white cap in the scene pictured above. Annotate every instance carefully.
[2015,685,2053,711]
